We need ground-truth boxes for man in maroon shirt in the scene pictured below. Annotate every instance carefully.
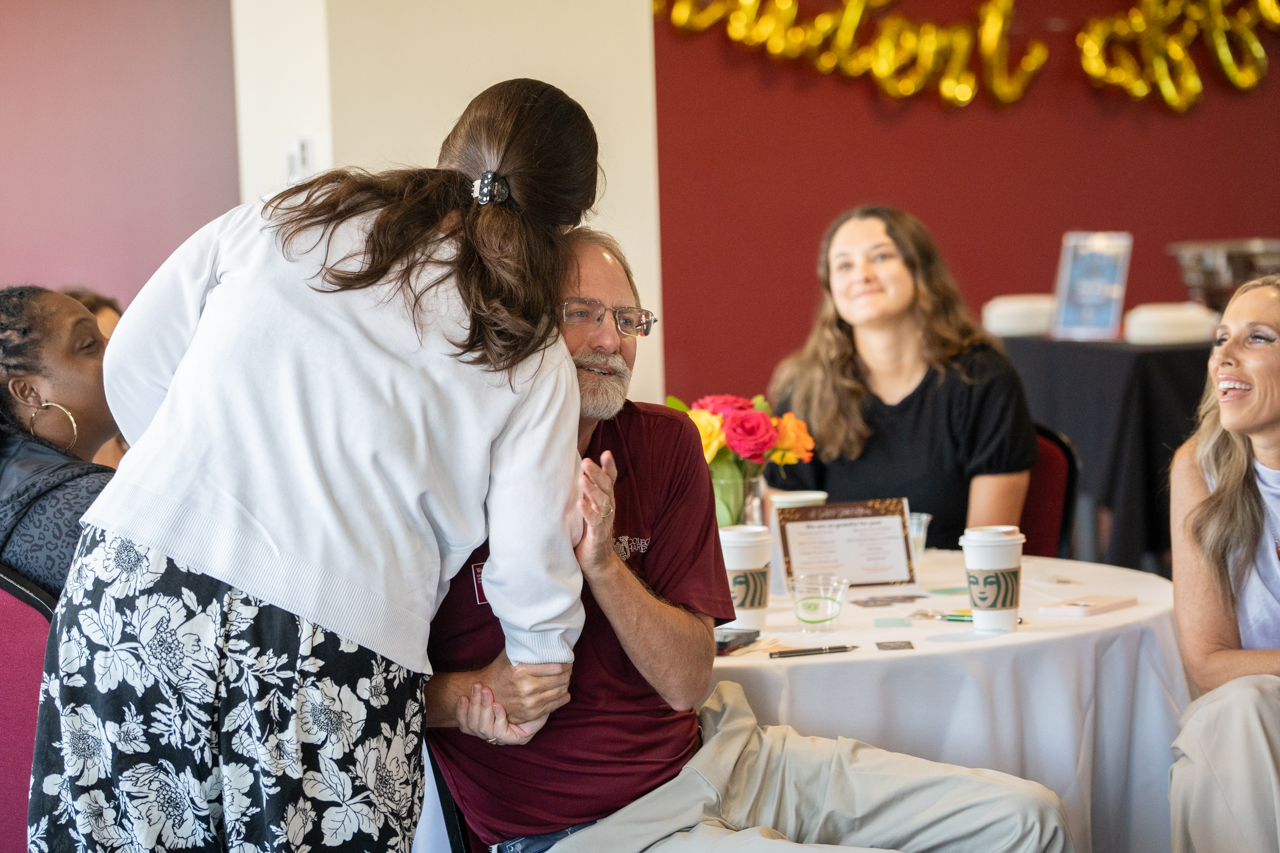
[421,227,732,849]
[419,231,1073,853]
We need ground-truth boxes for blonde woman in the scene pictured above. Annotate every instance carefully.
[1169,275,1280,852]
[767,206,1036,549]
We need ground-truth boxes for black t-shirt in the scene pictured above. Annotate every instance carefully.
[766,345,1037,549]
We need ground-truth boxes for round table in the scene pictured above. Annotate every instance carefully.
[715,550,1191,853]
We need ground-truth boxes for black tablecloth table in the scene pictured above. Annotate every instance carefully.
[1002,337,1211,571]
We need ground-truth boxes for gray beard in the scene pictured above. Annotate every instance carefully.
[574,352,631,420]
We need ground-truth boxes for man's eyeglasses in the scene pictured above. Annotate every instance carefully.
[562,298,658,338]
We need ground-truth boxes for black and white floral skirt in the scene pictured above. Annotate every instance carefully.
[28,525,426,852]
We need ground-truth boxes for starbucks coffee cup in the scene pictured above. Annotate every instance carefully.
[958,526,1026,633]
[768,491,828,596]
[719,525,772,630]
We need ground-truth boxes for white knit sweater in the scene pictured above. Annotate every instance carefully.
[84,202,585,673]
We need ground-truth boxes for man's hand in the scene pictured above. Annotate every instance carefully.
[577,451,619,578]
[573,450,715,712]
[422,650,572,731]
[477,649,572,725]
[457,683,549,746]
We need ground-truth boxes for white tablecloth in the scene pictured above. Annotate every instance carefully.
[414,551,1190,853]
[713,551,1191,853]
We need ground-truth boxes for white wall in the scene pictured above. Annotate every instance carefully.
[325,0,665,403]
[230,0,665,402]
[229,0,334,203]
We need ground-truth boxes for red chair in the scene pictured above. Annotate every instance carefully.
[0,564,56,853]
[1020,424,1081,559]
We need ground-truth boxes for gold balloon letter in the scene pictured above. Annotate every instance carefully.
[668,0,732,32]
[1136,0,1203,112]
[1259,0,1280,26]
[1202,0,1268,90]
[1077,14,1152,97]
[978,0,1049,104]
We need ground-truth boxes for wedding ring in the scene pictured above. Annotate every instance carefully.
[486,737,500,745]
[601,504,614,518]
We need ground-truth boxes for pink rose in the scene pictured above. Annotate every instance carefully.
[692,394,754,419]
[723,409,778,464]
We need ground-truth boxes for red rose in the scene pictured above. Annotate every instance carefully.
[723,409,778,464]
[692,394,754,419]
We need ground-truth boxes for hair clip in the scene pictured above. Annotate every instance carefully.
[471,171,510,206]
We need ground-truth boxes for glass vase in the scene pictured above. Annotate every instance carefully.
[712,470,764,528]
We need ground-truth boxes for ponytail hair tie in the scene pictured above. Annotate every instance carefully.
[472,171,510,205]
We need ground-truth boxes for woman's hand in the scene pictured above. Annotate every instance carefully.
[577,451,620,579]
[457,683,549,746]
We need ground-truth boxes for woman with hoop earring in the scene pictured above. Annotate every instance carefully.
[0,286,119,595]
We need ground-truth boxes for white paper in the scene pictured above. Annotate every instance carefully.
[783,514,913,585]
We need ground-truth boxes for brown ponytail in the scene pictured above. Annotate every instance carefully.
[265,78,599,373]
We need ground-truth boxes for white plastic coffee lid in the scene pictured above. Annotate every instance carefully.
[959,525,1026,545]
[719,525,771,545]
[771,491,828,508]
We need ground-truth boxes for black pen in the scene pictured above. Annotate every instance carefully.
[769,645,858,659]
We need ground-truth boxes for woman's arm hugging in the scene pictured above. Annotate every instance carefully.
[104,207,251,444]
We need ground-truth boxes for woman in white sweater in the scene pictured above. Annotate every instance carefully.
[28,79,594,851]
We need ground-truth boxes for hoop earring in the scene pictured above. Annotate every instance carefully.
[29,402,78,453]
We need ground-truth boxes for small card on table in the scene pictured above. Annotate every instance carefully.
[777,498,915,588]
[853,595,926,607]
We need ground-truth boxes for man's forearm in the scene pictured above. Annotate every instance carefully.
[585,554,715,712]
[422,651,573,728]
[422,670,477,728]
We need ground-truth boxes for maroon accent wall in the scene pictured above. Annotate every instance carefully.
[654,1,1280,402]
[0,0,240,306]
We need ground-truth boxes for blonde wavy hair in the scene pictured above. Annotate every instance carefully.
[1189,275,1280,603]
[769,206,995,462]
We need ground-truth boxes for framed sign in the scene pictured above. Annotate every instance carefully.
[777,498,914,587]
[1052,231,1133,341]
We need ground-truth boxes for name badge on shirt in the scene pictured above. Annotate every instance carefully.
[472,562,488,606]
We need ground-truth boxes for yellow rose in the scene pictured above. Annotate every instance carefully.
[768,448,800,466]
[687,409,726,464]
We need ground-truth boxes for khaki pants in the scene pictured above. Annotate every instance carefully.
[1170,673,1280,853]
[553,682,1073,853]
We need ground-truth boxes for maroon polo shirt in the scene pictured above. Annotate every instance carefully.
[426,401,736,845]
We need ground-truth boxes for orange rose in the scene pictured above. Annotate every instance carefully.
[768,412,814,466]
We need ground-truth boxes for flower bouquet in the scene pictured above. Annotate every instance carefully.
[667,394,815,528]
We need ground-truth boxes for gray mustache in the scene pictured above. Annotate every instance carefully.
[573,353,631,383]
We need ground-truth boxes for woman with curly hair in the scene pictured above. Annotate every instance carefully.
[0,286,118,594]
[767,206,1037,549]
